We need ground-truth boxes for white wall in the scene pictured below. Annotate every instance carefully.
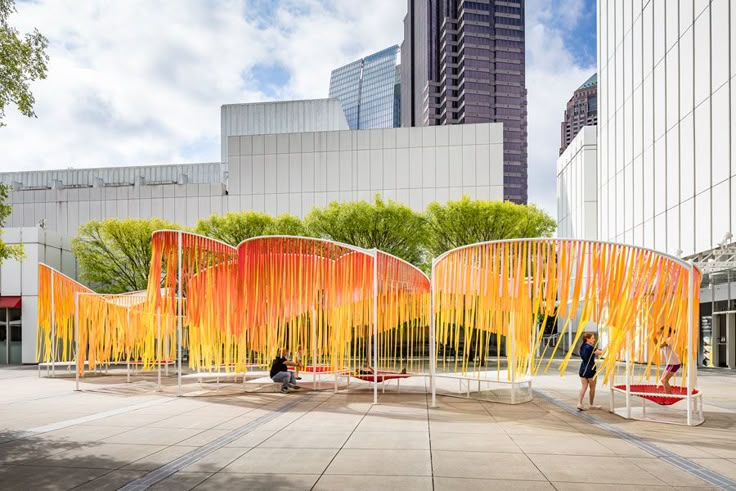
[0,227,77,363]
[598,0,734,257]
[557,126,598,240]
[221,99,350,161]
[228,123,506,215]
[6,182,227,239]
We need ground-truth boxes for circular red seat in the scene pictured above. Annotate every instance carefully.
[614,384,699,406]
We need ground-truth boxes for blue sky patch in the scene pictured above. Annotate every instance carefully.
[560,0,597,68]
[247,62,292,97]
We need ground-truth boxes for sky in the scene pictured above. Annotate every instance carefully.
[1,0,596,219]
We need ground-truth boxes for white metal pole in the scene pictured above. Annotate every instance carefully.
[430,260,437,408]
[126,306,131,383]
[372,249,379,405]
[157,311,162,391]
[311,308,317,391]
[510,312,516,404]
[74,292,80,392]
[177,231,183,396]
[686,263,694,425]
[50,270,55,378]
[625,336,631,419]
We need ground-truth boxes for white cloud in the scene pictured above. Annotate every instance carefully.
[0,0,404,171]
[1,0,593,225]
[525,0,595,219]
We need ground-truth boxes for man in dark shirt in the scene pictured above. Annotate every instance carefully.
[270,347,301,393]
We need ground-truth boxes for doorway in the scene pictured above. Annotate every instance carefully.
[0,308,22,364]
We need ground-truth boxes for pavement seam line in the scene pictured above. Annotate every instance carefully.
[535,390,736,491]
[118,393,317,491]
[12,398,175,441]
[307,391,374,490]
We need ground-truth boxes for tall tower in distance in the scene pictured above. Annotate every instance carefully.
[559,73,597,155]
[401,0,528,203]
[329,46,401,130]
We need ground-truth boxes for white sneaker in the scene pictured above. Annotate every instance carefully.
[576,403,585,411]
[590,404,601,410]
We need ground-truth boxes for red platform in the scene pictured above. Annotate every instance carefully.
[614,384,699,406]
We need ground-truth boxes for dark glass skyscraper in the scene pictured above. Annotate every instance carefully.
[401,0,528,203]
[559,73,597,155]
[329,46,401,129]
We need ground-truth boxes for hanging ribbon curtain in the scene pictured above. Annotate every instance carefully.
[432,239,700,384]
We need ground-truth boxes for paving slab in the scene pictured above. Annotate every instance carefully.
[260,429,352,448]
[430,431,521,453]
[149,471,212,490]
[432,450,546,481]
[315,474,433,490]
[325,448,432,476]
[344,430,430,450]
[74,469,148,491]
[195,472,320,490]
[434,476,554,490]
[527,454,665,485]
[223,447,337,474]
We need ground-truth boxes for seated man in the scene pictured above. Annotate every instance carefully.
[270,347,301,393]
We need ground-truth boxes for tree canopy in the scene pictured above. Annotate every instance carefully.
[305,194,429,268]
[71,218,178,293]
[0,183,23,265]
[194,211,309,247]
[69,197,556,291]
[425,196,556,257]
[0,0,49,127]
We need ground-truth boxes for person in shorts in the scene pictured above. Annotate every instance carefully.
[577,332,603,410]
[656,327,680,394]
[294,345,304,380]
[270,347,302,393]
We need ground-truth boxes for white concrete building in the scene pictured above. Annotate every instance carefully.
[557,126,598,240]
[0,121,505,363]
[0,227,78,363]
[595,0,736,368]
[220,99,349,161]
[2,123,504,239]
[597,0,733,257]
[227,124,506,216]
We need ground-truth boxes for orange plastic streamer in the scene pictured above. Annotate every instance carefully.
[432,240,700,384]
[38,233,430,378]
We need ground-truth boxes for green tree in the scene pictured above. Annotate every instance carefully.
[305,194,429,268]
[71,218,178,293]
[194,211,309,246]
[0,183,23,265]
[425,196,556,256]
[0,0,49,127]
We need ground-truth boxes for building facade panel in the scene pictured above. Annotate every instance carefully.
[557,126,597,240]
[597,0,733,257]
[220,99,349,161]
[227,122,504,216]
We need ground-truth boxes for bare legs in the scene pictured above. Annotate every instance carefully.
[588,377,598,407]
[661,370,675,394]
[578,376,599,409]
[578,377,589,409]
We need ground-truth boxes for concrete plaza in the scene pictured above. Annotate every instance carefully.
[1,366,736,490]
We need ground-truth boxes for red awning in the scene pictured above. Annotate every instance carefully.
[0,296,21,308]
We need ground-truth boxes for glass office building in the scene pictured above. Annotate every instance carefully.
[329,46,401,129]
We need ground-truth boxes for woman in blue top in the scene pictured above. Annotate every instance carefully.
[577,332,603,410]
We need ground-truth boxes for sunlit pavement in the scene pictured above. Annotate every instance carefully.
[1,365,735,490]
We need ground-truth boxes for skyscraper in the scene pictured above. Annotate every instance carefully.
[401,0,528,203]
[329,46,401,129]
[559,73,597,155]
